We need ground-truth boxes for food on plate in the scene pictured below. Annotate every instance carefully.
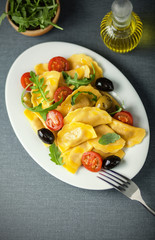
[57,122,97,152]
[88,125,126,153]
[31,71,61,109]
[95,77,114,91]
[21,72,32,91]
[102,155,121,169]
[38,128,55,145]
[109,118,146,148]
[45,110,64,131]
[23,92,32,108]
[54,86,73,103]
[57,85,102,117]
[113,110,133,125]
[24,109,46,133]
[21,53,146,174]
[67,54,103,81]
[81,151,103,172]
[92,149,125,160]
[62,142,93,174]
[48,56,70,72]
[63,107,112,126]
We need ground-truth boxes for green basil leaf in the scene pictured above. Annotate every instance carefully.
[98,133,121,145]
[49,143,63,165]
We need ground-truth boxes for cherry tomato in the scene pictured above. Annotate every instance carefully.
[48,56,70,72]
[81,151,103,172]
[21,72,32,91]
[54,86,73,103]
[113,110,133,125]
[45,110,64,131]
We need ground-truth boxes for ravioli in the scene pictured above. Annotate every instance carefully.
[64,107,112,126]
[67,54,103,81]
[24,109,56,146]
[24,109,45,133]
[31,71,61,109]
[57,85,102,116]
[88,124,126,153]
[57,122,97,152]
[59,65,91,87]
[92,148,125,159]
[62,142,93,174]
[34,63,48,75]
[22,53,146,175]
[109,118,146,148]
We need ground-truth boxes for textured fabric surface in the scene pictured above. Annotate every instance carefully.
[0,0,155,239]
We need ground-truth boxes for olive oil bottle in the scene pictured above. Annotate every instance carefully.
[100,0,143,53]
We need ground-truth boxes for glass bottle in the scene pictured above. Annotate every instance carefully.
[100,0,143,53]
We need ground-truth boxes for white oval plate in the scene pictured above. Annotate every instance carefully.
[5,42,150,190]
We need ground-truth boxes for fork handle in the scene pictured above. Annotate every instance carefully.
[139,199,155,216]
[131,189,155,216]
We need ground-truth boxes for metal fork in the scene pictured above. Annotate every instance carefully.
[98,169,155,216]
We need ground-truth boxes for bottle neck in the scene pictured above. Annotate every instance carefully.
[112,13,132,29]
[111,0,133,29]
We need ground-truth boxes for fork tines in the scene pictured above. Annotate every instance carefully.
[98,169,130,191]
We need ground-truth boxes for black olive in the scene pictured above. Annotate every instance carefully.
[38,128,55,144]
[102,155,121,169]
[95,77,114,91]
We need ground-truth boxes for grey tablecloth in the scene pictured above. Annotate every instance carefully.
[0,0,155,239]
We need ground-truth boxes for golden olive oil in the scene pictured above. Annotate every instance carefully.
[100,0,143,53]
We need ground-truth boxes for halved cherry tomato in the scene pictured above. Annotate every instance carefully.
[45,110,64,131]
[21,72,32,91]
[48,56,70,72]
[113,110,133,125]
[54,86,73,103]
[81,151,102,172]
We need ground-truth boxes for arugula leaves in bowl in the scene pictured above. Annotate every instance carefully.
[0,0,62,36]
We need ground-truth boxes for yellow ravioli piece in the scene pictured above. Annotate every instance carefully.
[67,54,103,81]
[62,142,93,174]
[34,63,48,75]
[57,85,102,117]
[31,71,61,109]
[64,107,112,126]
[88,124,125,153]
[24,109,56,147]
[109,118,146,148]
[57,122,97,152]
[24,109,45,133]
[93,148,125,160]
[66,65,90,79]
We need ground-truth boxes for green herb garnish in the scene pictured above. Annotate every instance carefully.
[21,85,63,121]
[0,0,63,32]
[110,105,123,115]
[98,133,121,145]
[62,64,95,90]
[49,143,63,165]
[71,91,97,106]
[21,98,63,121]
[0,12,7,25]
[29,71,53,103]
